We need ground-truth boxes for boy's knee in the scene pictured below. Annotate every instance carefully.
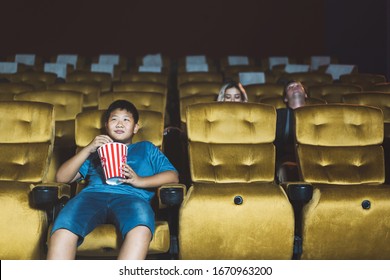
[50,229,79,244]
[128,226,152,239]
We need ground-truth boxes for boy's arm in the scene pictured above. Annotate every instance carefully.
[120,165,179,188]
[56,135,113,184]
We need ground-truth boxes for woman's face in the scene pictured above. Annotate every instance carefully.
[224,87,242,102]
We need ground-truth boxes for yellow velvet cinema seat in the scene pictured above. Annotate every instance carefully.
[245,84,284,102]
[342,92,390,184]
[67,71,112,93]
[308,84,363,103]
[179,102,295,259]
[293,104,390,259]
[339,73,387,90]
[120,72,169,87]
[48,82,101,111]
[0,101,69,259]
[65,109,185,258]
[112,81,167,96]
[14,90,84,183]
[9,71,58,90]
[178,81,222,128]
[0,82,35,101]
[369,82,390,93]
[177,72,223,88]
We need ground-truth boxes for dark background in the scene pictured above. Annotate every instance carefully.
[1,0,388,78]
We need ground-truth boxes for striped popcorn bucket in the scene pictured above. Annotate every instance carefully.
[97,142,128,185]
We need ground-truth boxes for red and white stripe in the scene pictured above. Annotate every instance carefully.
[98,142,128,182]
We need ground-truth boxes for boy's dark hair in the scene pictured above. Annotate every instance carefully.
[103,100,139,123]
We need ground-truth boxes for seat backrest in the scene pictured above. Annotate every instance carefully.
[340,73,386,89]
[179,81,221,99]
[48,82,101,110]
[342,92,390,138]
[258,96,287,109]
[112,81,167,95]
[0,83,35,101]
[342,92,390,121]
[14,90,84,147]
[0,101,54,183]
[177,72,222,87]
[186,102,276,183]
[180,94,218,125]
[66,71,112,92]
[75,109,164,150]
[9,72,57,89]
[294,104,384,185]
[98,91,166,116]
[308,84,363,103]
[245,84,284,102]
[14,90,84,121]
[120,72,169,86]
[369,83,390,92]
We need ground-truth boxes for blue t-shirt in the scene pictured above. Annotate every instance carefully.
[78,141,177,201]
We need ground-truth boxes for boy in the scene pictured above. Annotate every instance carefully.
[48,100,179,260]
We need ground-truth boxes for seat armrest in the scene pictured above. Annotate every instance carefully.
[157,184,187,208]
[282,182,313,204]
[30,183,71,209]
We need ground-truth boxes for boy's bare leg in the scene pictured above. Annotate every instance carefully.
[118,226,152,260]
[47,229,78,260]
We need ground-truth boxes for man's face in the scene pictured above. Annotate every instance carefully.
[284,82,307,109]
[105,108,139,144]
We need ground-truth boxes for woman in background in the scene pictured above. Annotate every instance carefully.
[217,80,248,102]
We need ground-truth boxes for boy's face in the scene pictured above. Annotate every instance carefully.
[105,108,139,144]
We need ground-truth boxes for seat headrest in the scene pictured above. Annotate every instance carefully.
[0,101,54,143]
[186,102,276,144]
[295,104,383,146]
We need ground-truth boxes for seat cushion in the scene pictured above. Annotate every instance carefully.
[179,183,294,259]
[0,181,47,259]
[76,220,169,257]
[301,184,390,259]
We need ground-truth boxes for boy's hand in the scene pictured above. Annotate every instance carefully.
[120,163,142,187]
[86,135,113,154]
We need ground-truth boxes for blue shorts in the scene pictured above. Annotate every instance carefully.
[51,192,155,246]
